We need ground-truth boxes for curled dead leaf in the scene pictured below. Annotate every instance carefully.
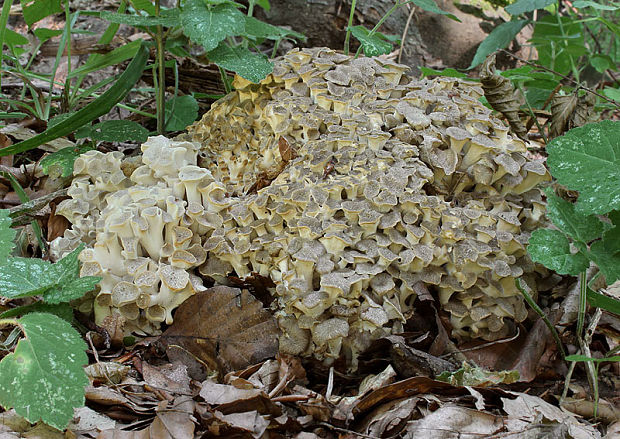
[480,54,528,141]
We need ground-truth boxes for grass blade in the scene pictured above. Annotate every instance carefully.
[0,43,149,157]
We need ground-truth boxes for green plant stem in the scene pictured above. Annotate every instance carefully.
[46,7,79,120]
[0,43,149,157]
[554,4,580,82]
[155,0,166,134]
[517,83,548,144]
[0,0,15,91]
[499,49,620,109]
[219,66,232,94]
[70,0,128,107]
[560,360,576,404]
[354,0,409,58]
[516,279,566,358]
[577,271,587,339]
[344,0,357,55]
[0,171,47,256]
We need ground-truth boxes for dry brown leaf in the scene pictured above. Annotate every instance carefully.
[208,410,270,438]
[85,362,131,385]
[142,362,191,399]
[98,397,195,439]
[47,200,70,242]
[561,397,620,425]
[502,392,601,439]
[161,286,279,376]
[406,405,503,438]
[359,396,428,438]
[550,92,596,138]
[352,377,462,417]
[278,136,298,163]
[69,406,117,435]
[0,133,13,167]
[199,380,281,416]
[378,335,457,378]
[480,54,528,141]
[550,94,578,138]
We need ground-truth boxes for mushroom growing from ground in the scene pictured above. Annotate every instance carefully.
[53,47,550,366]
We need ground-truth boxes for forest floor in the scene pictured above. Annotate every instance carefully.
[0,1,618,438]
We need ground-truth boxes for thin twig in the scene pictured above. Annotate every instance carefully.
[0,164,28,185]
[398,4,416,64]
[499,49,620,109]
[8,188,68,217]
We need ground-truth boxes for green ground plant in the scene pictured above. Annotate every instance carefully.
[526,120,620,414]
[344,0,460,57]
[0,209,101,430]
[425,0,619,142]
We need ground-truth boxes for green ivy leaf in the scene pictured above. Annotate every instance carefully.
[545,189,608,244]
[0,245,98,302]
[505,0,556,16]
[469,20,529,68]
[586,289,620,315]
[0,209,16,264]
[20,0,62,27]
[348,26,393,57]
[531,15,585,76]
[75,120,149,143]
[603,87,620,102]
[180,0,245,52]
[43,276,101,305]
[411,0,460,22]
[573,1,618,11]
[4,29,29,46]
[131,0,157,15]
[41,246,100,304]
[420,67,468,79]
[590,54,616,74]
[528,229,590,275]
[165,95,199,131]
[0,302,74,321]
[32,28,63,44]
[204,0,245,6]
[0,257,55,298]
[0,313,88,430]
[101,9,180,27]
[546,121,620,216]
[243,16,305,41]
[208,43,273,83]
[40,145,93,178]
[249,0,270,11]
[587,241,620,285]
[565,354,620,362]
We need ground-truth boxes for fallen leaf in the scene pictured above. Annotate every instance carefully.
[161,286,279,376]
[209,410,270,438]
[405,405,503,438]
[502,392,601,439]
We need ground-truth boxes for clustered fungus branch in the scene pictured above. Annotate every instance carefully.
[52,47,550,366]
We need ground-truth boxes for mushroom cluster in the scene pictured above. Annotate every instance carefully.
[52,47,549,363]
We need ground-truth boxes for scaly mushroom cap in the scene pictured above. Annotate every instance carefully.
[52,47,550,365]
